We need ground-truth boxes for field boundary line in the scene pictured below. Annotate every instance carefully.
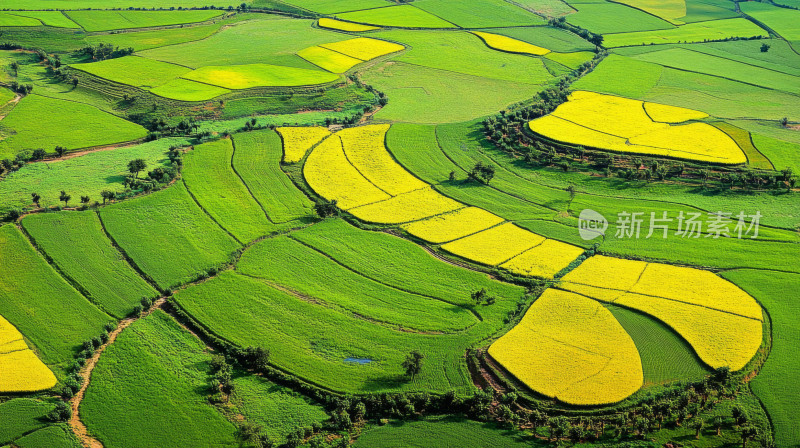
[180,178,244,245]
[229,136,276,224]
[286,234,484,322]
[654,45,800,77]
[15,221,116,319]
[95,209,164,293]
[337,134,394,197]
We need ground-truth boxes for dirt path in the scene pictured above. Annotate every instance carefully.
[69,298,166,448]
[0,93,22,121]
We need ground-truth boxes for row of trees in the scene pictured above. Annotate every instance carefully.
[76,43,134,61]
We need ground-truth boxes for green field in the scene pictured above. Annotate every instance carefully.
[567,2,675,34]
[603,18,767,47]
[721,270,800,448]
[0,399,53,446]
[335,5,458,28]
[140,18,348,69]
[183,138,274,243]
[11,425,81,448]
[0,224,112,372]
[0,94,147,159]
[280,0,389,14]
[1,11,78,28]
[0,12,41,27]
[413,0,544,28]
[71,56,190,89]
[182,63,339,89]
[231,130,314,223]
[354,417,535,447]
[83,22,221,52]
[231,375,328,444]
[99,182,241,289]
[64,10,223,32]
[0,138,182,215]
[485,26,594,52]
[21,211,158,318]
[149,78,230,101]
[81,310,238,448]
[740,1,800,42]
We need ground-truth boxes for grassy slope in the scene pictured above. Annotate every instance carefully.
[183,138,273,243]
[354,417,537,447]
[0,224,111,372]
[0,94,147,159]
[99,182,241,290]
[231,130,314,223]
[12,425,81,448]
[0,399,53,445]
[721,269,800,448]
[0,138,183,215]
[21,211,158,319]
[81,310,238,448]
[64,10,223,32]
[413,0,544,28]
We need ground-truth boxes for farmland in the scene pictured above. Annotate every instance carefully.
[0,2,797,447]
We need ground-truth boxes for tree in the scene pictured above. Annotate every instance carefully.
[761,43,771,52]
[32,148,46,160]
[566,184,576,211]
[100,189,116,204]
[55,146,67,157]
[127,158,147,178]
[402,350,424,380]
[47,402,72,422]
[314,199,339,218]
[59,190,71,207]
[448,170,456,181]
[31,192,41,207]
[732,405,748,427]
[9,61,19,76]
[781,117,789,127]
[714,416,724,436]
[690,419,705,439]
[741,425,758,448]
[468,162,495,184]
[80,195,90,206]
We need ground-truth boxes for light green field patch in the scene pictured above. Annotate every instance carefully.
[0,94,147,159]
[7,11,78,28]
[85,22,222,51]
[567,2,675,34]
[149,78,230,102]
[361,61,541,123]
[297,46,363,73]
[570,54,663,97]
[336,5,457,28]
[64,10,223,32]
[71,56,190,89]
[0,12,42,27]
[545,51,594,69]
[614,0,687,24]
[484,26,594,52]
[413,0,545,27]
[603,17,767,47]
[182,63,339,89]
[741,2,800,41]
[281,0,390,14]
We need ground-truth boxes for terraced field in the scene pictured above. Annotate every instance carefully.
[0,2,797,447]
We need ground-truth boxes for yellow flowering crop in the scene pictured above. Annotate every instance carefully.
[348,187,464,224]
[561,255,647,291]
[318,18,379,32]
[441,222,545,266]
[500,239,585,279]
[632,263,763,320]
[320,37,404,62]
[338,124,427,195]
[529,91,746,164]
[644,102,709,123]
[297,46,364,73]
[560,257,763,371]
[471,31,550,56]
[401,207,505,244]
[277,126,331,163]
[303,135,390,209]
[488,290,643,405]
[615,292,762,371]
[0,315,57,392]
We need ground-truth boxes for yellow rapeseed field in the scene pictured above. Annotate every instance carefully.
[338,124,427,195]
[471,31,550,56]
[441,222,545,266]
[632,263,763,320]
[644,102,709,123]
[629,122,746,164]
[615,292,762,371]
[0,315,57,392]
[320,37,404,61]
[277,126,331,163]
[488,290,643,405]
[561,255,647,291]
[347,187,463,224]
[318,18,379,32]
[303,135,390,209]
[401,207,504,244]
[500,239,584,279]
[530,91,746,164]
[297,46,364,73]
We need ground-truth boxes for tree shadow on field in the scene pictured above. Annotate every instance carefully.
[360,374,407,392]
